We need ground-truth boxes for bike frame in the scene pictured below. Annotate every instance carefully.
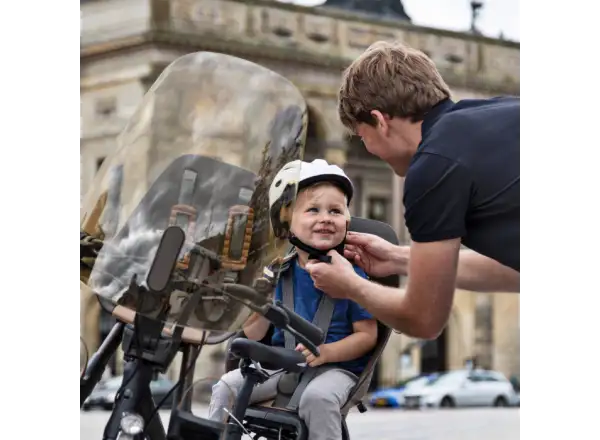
[81,320,178,440]
[80,319,265,440]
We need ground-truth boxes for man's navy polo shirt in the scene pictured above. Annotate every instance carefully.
[403,97,520,271]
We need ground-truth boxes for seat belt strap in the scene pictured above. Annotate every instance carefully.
[280,259,338,411]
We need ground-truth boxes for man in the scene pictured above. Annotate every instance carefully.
[305,41,519,340]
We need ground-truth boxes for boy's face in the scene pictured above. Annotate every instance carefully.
[290,183,348,250]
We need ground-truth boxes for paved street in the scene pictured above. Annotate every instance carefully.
[81,405,519,439]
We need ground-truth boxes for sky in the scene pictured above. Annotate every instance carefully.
[279,0,520,42]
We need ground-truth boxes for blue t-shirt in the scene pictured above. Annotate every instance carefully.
[271,259,374,375]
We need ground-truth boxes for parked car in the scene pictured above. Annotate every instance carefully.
[509,375,520,407]
[368,373,440,408]
[402,369,518,409]
[82,375,176,411]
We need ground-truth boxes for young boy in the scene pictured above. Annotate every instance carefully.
[208,159,378,440]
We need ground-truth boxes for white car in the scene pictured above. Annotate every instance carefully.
[402,369,517,409]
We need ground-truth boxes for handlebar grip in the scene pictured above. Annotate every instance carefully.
[276,301,324,347]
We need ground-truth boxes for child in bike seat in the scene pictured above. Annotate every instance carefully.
[208,159,378,440]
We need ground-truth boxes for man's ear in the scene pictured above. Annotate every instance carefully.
[370,110,390,136]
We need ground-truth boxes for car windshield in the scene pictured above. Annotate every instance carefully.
[426,371,467,388]
[405,376,431,390]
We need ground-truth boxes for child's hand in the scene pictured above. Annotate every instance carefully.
[295,343,331,367]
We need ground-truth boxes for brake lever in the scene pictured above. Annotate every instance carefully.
[285,325,321,357]
[263,304,321,357]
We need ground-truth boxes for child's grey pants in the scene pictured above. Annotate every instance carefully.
[208,367,357,440]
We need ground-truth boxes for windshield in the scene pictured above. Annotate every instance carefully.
[80,52,307,332]
[405,376,432,391]
[427,371,467,388]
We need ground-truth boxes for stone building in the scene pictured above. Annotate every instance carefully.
[80,0,520,388]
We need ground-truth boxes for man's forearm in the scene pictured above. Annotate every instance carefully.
[395,246,519,293]
[454,250,519,292]
[348,278,428,338]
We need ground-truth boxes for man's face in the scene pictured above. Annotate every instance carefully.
[355,119,415,177]
[290,183,348,250]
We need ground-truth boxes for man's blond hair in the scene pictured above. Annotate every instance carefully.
[338,41,451,131]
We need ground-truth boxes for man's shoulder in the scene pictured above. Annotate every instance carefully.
[447,96,519,120]
[416,96,519,166]
[428,96,520,141]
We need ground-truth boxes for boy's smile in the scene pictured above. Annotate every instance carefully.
[291,183,348,252]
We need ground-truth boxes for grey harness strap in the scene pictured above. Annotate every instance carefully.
[279,260,338,411]
[281,266,335,350]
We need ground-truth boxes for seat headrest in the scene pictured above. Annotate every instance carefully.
[348,216,400,288]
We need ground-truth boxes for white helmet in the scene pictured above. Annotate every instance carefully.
[268,159,354,238]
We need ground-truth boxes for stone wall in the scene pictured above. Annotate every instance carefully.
[81,0,519,96]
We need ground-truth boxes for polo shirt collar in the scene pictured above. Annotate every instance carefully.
[421,98,455,138]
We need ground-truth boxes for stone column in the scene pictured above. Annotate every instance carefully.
[492,293,520,377]
[81,291,99,344]
[474,293,494,369]
[307,97,349,168]
[323,140,348,168]
[81,286,101,365]
[447,290,477,370]
[378,332,403,386]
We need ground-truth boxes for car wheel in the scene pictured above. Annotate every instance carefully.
[440,396,455,408]
[494,396,508,407]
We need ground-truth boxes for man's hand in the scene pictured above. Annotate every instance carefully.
[305,250,361,299]
[344,231,407,278]
[296,343,330,367]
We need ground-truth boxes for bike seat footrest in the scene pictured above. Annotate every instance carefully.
[244,407,307,440]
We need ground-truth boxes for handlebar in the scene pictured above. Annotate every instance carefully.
[264,302,323,356]
[221,283,323,356]
[275,301,324,348]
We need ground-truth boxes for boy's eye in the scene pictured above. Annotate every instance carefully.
[330,208,342,215]
[307,207,319,213]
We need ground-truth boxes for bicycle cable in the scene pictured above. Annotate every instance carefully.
[142,330,208,437]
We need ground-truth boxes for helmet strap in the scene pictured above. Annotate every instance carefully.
[288,233,347,264]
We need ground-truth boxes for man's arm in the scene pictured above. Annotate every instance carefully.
[350,240,460,339]
[395,246,519,293]
[351,153,466,338]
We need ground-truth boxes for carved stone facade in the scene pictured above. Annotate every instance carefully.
[80,0,520,387]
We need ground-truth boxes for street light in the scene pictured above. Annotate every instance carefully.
[470,0,484,34]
